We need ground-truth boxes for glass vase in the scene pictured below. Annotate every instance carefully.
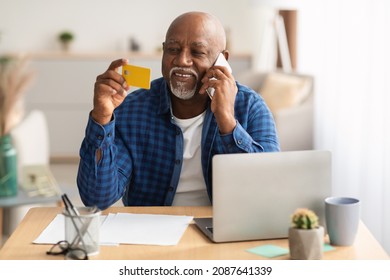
[0,134,18,197]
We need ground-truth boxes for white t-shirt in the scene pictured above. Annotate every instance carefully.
[172,111,211,206]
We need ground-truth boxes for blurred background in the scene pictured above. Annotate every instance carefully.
[0,0,389,255]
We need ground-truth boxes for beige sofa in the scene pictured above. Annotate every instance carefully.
[235,70,314,151]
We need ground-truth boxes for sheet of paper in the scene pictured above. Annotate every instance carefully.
[34,213,193,246]
[33,214,109,244]
[100,213,193,246]
[33,214,65,244]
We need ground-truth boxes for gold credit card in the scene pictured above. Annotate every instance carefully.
[122,64,151,89]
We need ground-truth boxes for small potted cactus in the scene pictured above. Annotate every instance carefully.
[288,208,324,260]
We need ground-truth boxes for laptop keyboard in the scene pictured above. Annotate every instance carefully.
[206,226,214,234]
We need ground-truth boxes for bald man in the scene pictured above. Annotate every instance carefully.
[77,12,280,209]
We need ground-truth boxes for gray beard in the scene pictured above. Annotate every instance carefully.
[170,81,196,100]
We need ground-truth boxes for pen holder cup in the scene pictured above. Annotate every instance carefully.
[63,206,101,256]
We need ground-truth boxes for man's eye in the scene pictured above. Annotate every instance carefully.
[167,48,180,54]
[192,51,206,56]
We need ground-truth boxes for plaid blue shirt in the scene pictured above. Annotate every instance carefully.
[77,77,279,209]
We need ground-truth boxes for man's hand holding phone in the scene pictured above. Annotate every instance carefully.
[200,53,238,134]
[204,53,233,99]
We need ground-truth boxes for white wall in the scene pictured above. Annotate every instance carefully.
[0,0,275,58]
[297,0,390,255]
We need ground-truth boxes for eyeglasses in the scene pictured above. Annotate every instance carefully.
[46,240,88,260]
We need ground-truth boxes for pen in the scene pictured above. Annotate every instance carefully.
[62,193,80,216]
[61,194,88,251]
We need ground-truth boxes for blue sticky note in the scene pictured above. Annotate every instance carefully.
[246,244,289,258]
[323,243,335,252]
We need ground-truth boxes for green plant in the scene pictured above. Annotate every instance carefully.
[58,31,74,43]
[291,208,319,229]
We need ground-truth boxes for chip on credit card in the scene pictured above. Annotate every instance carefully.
[122,64,151,89]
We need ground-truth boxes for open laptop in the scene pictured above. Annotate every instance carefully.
[194,150,332,242]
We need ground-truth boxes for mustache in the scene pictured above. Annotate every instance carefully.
[169,67,198,79]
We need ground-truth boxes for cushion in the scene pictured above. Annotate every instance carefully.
[259,72,312,113]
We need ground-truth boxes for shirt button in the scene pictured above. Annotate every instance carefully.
[107,132,112,137]
[97,135,103,140]
[237,139,243,145]
[175,159,181,165]
[168,186,174,191]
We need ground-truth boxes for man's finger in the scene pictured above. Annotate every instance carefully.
[107,58,128,71]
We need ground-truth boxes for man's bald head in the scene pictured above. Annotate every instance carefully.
[165,12,227,53]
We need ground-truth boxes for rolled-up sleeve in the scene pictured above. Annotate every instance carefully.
[77,113,127,209]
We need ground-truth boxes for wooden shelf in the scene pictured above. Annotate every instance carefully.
[5,51,251,61]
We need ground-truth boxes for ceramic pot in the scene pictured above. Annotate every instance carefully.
[288,226,324,260]
[60,40,73,52]
[0,134,18,197]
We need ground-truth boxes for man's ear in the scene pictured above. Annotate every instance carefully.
[222,50,230,61]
